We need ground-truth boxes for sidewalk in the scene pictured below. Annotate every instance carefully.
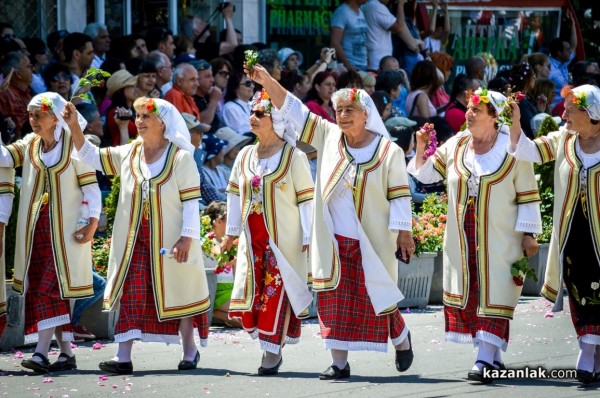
[0,297,596,397]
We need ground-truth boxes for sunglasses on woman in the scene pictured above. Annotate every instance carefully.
[241,80,255,87]
[251,110,270,118]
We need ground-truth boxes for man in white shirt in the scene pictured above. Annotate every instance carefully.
[84,23,110,69]
[147,50,174,97]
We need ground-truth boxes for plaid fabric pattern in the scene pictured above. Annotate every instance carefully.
[317,235,407,348]
[115,218,207,338]
[24,206,72,336]
[230,213,301,346]
[444,202,509,341]
[567,296,600,338]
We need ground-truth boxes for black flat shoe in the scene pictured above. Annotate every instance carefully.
[494,361,506,370]
[576,369,595,384]
[319,362,351,380]
[99,360,134,375]
[49,353,77,372]
[467,360,494,384]
[395,331,414,372]
[21,352,50,374]
[178,351,200,371]
[258,356,282,375]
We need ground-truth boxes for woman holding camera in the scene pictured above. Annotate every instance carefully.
[246,64,414,380]
[105,70,140,146]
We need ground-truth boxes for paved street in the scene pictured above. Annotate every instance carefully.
[0,297,596,397]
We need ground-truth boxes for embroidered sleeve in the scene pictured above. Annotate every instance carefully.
[407,155,444,183]
[3,133,36,168]
[226,192,242,236]
[387,145,412,200]
[81,184,102,219]
[292,151,315,205]
[226,147,248,196]
[515,203,542,233]
[0,168,15,196]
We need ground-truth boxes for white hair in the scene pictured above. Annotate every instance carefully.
[83,22,107,40]
[331,88,368,112]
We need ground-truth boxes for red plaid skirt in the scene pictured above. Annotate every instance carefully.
[115,217,209,344]
[317,234,407,352]
[567,296,600,339]
[24,206,72,342]
[444,202,509,348]
[229,213,301,353]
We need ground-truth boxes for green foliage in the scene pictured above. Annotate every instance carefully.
[104,176,120,235]
[534,115,558,244]
[412,194,448,256]
[4,185,19,280]
[92,236,110,277]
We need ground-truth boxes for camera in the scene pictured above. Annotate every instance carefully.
[217,2,235,12]
[116,110,133,121]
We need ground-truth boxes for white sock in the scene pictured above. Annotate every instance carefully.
[394,333,410,351]
[331,349,348,369]
[595,344,600,373]
[493,348,503,367]
[261,350,282,368]
[576,342,595,372]
[473,341,496,371]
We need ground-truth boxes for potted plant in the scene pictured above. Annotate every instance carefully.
[399,194,447,308]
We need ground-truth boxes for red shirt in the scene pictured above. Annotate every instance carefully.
[164,86,201,120]
[0,83,32,137]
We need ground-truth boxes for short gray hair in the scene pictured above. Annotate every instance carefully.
[173,63,195,83]
[331,88,368,112]
[147,50,167,68]
[83,22,107,40]
[0,51,25,77]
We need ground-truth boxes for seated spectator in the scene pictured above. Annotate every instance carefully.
[258,48,281,81]
[84,22,111,69]
[63,32,94,92]
[375,70,404,118]
[529,78,555,114]
[104,70,139,146]
[371,90,392,122]
[357,71,375,95]
[527,52,551,81]
[203,201,242,328]
[304,71,337,123]
[165,63,201,120]
[278,48,303,73]
[378,55,409,117]
[336,69,362,89]
[0,51,32,138]
[405,60,438,118]
[145,27,175,60]
[444,73,477,134]
[280,70,311,101]
[429,51,453,110]
[23,37,49,94]
[210,57,232,118]
[191,59,221,134]
[146,50,173,96]
[135,60,161,98]
[174,35,196,60]
[42,62,72,100]
[202,133,229,194]
[215,126,252,182]
[182,112,225,207]
[221,72,254,135]
[112,34,148,65]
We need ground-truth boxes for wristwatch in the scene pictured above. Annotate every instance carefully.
[524,232,538,239]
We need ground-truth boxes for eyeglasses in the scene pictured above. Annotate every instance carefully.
[217,70,230,78]
[251,110,270,118]
[51,73,71,82]
[241,80,254,87]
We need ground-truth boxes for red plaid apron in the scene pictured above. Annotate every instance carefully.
[229,213,301,349]
[115,217,209,342]
[317,234,407,351]
[24,205,72,340]
[444,202,509,344]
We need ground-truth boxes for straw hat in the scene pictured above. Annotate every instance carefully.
[215,127,252,155]
[106,70,137,98]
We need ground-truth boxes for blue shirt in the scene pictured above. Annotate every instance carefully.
[549,52,575,109]
[331,3,368,70]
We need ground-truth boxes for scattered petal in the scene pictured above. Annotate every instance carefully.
[92,342,103,350]
[112,384,118,389]
[544,312,554,318]
[99,375,109,381]
[404,308,411,313]
[43,377,54,383]
[71,343,78,349]
[12,351,24,359]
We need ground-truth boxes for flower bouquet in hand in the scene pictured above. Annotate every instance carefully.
[72,68,111,102]
[244,50,259,73]
[511,256,538,286]
[496,87,526,128]
[420,123,438,160]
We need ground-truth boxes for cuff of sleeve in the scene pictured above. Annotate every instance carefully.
[389,220,412,232]
[278,92,295,118]
[0,212,10,224]
[303,235,310,245]
[226,225,241,236]
[88,209,101,219]
[508,131,527,155]
[181,227,200,240]
[515,221,543,234]
[77,139,94,159]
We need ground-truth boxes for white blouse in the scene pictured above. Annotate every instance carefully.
[76,140,200,238]
[0,137,101,219]
[225,147,313,245]
[408,132,541,233]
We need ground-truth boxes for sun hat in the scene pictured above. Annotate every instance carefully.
[106,70,137,98]
[214,127,252,155]
[277,47,303,68]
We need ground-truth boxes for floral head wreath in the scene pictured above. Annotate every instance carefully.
[349,87,360,102]
[40,96,54,113]
[259,89,272,113]
[146,98,159,114]
[573,91,590,110]
[471,88,490,105]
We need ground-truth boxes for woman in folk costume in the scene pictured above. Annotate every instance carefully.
[509,84,600,385]
[0,92,100,373]
[67,97,210,375]
[409,88,542,383]
[245,65,415,380]
[0,167,15,343]
[220,89,315,375]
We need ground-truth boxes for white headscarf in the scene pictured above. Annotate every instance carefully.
[331,88,390,138]
[251,90,297,147]
[572,84,600,121]
[146,98,195,153]
[472,88,510,133]
[28,92,87,141]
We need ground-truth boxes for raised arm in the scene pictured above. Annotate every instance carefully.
[245,64,288,110]
[63,102,86,151]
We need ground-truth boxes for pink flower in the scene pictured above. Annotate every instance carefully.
[251,175,261,188]
[98,375,109,381]
[515,92,526,102]
[472,95,481,105]
[92,342,103,350]
[43,378,54,383]
[544,312,554,318]
[207,231,216,239]
[13,351,24,359]
[224,263,232,273]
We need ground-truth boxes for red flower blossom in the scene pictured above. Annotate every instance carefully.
[512,275,524,286]
[471,95,481,105]
[515,92,526,102]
